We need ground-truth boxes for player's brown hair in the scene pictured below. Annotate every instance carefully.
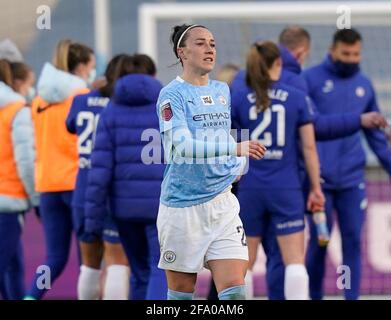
[246,41,280,112]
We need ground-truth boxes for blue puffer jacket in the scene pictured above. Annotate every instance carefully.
[85,74,165,234]
[303,55,391,189]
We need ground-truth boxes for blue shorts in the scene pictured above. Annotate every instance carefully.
[72,206,120,244]
[237,188,305,237]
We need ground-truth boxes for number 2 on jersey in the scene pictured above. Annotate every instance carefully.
[77,111,100,155]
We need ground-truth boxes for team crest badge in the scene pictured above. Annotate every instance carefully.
[322,80,334,93]
[161,102,173,121]
[356,86,365,97]
[163,250,176,263]
[218,95,227,106]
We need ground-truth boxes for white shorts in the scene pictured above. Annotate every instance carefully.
[157,188,249,273]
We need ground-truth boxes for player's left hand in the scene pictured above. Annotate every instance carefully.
[361,112,388,129]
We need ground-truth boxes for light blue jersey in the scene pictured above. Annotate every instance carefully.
[157,76,245,208]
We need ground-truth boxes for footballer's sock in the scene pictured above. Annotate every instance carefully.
[245,270,254,299]
[285,264,309,300]
[77,265,101,300]
[167,289,193,300]
[103,264,130,300]
[218,285,246,300]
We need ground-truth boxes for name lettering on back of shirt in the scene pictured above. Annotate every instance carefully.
[268,88,289,102]
[87,97,110,107]
[247,90,289,103]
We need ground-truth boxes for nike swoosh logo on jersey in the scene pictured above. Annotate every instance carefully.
[36,104,54,113]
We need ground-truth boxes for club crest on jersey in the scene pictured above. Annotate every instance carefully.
[161,101,173,121]
[218,95,227,106]
[163,250,176,263]
[201,95,215,105]
[322,80,334,93]
[356,86,365,97]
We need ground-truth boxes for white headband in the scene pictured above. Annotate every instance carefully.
[176,24,200,51]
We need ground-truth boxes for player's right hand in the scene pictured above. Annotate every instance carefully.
[361,111,388,129]
[237,140,266,160]
[307,187,325,212]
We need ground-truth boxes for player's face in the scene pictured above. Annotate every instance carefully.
[330,41,361,64]
[294,41,310,67]
[14,70,35,97]
[77,54,96,81]
[179,27,216,74]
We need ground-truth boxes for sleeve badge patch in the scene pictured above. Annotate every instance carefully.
[161,102,173,121]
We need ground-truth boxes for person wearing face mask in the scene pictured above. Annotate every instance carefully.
[302,28,391,300]
[0,60,39,300]
[208,26,388,301]
[251,26,388,301]
[24,39,94,300]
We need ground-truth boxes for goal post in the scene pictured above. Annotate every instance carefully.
[138,1,391,66]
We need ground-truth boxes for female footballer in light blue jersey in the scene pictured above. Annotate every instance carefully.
[156,24,266,300]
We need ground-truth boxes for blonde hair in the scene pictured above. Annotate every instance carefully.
[52,39,72,71]
[52,39,94,74]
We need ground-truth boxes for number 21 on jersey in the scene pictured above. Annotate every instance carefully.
[77,111,100,155]
[247,93,285,147]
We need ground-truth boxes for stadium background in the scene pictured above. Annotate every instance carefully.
[1,0,390,298]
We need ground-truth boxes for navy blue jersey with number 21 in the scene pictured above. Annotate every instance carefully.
[231,80,314,189]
